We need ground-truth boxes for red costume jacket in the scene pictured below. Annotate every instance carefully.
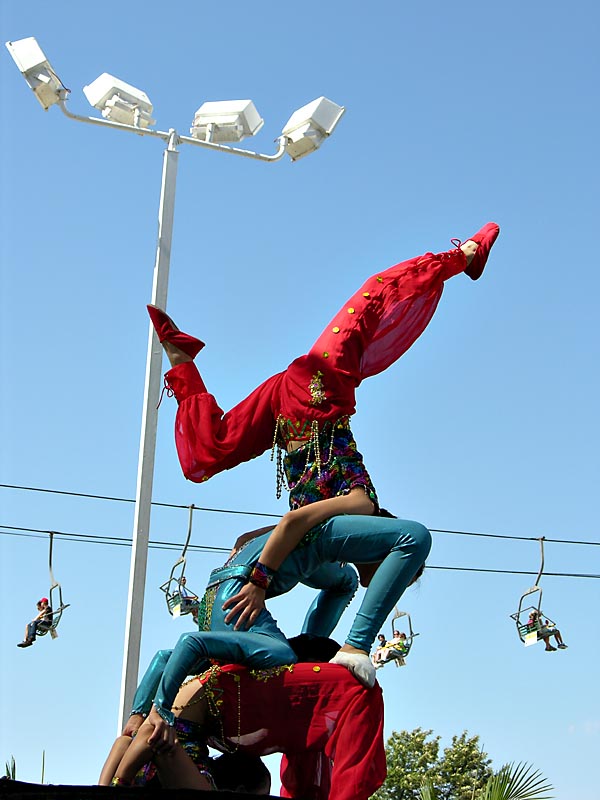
[198,662,387,800]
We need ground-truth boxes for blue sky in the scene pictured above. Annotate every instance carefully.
[1,2,598,798]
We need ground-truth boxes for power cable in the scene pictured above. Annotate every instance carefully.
[1,482,598,547]
[0,525,597,580]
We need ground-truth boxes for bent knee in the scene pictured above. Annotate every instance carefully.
[406,520,432,560]
[341,566,360,596]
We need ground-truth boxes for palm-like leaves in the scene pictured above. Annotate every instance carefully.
[419,779,438,800]
[480,763,553,800]
[419,762,553,800]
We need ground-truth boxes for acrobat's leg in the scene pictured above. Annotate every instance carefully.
[308,244,468,385]
[315,514,432,653]
[155,747,215,790]
[129,649,173,717]
[98,736,134,785]
[301,562,359,637]
[153,625,296,725]
[161,359,283,482]
[111,719,158,785]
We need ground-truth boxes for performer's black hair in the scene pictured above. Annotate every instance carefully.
[211,751,271,794]
[287,633,341,663]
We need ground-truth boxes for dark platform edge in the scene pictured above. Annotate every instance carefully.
[0,777,287,800]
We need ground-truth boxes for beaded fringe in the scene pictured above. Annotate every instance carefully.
[270,414,340,500]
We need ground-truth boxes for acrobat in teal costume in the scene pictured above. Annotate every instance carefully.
[132,515,431,725]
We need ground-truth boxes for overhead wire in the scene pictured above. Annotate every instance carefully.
[1,482,598,547]
[0,524,598,580]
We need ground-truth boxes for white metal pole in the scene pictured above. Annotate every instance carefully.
[118,129,180,730]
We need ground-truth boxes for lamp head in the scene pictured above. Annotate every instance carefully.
[83,73,155,128]
[190,99,264,143]
[5,37,67,111]
[282,96,345,161]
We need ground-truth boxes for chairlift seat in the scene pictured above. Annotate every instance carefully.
[36,603,70,636]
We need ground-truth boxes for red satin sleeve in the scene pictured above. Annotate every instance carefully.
[165,361,285,482]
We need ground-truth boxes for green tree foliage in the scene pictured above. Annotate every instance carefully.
[438,732,493,799]
[374,728,492,800]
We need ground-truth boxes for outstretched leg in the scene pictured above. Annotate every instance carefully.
[308,223,499,385]
[148,222,499,486]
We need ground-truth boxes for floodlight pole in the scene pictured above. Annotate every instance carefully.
[7,39,344,734]
[52,103,287,729]
[114,131,286,731]
[118,129,179,730]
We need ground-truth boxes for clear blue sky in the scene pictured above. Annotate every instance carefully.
[1,2,598,798]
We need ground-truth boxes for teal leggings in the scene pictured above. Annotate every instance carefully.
[134,515,430,725]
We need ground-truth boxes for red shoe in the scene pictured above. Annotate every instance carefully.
[147,305,205,359]
[458,222,500,281]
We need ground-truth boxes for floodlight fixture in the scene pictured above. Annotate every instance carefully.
[190,99,264,144]
[5,37,68,111]
[282,96,345,161]
[83,73,155,128]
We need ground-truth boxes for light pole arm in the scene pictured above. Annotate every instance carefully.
[57,100,287,161]
[177,132,287,162]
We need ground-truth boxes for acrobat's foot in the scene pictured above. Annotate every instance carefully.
[458,222,500,281]
[330,650,376,688]
[147,305,205,363]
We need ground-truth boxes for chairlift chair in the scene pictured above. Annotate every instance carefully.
[37,533,70,640]
[37,581,70,639]
[510,537,557,647]
[159,505,200,618]
[383,608,419,668]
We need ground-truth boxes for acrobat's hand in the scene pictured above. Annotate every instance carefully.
[222,582,266,630]
[122,713,145,737]
[146,707,178,754]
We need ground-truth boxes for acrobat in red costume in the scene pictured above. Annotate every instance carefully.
[198,662,386,800]
[156,224,499,501]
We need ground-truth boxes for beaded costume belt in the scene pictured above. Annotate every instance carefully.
[206,564,252,589]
